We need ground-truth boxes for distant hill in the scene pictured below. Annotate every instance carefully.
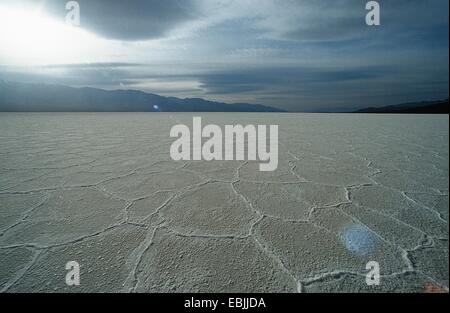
[0,80,284,112]
[354,99,449,114]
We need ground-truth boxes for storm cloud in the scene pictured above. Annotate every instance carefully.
[2,0,200,40]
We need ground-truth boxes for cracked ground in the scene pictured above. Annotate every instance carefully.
[0,113,448,293]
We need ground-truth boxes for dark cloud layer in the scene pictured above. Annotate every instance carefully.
[6,0,199,40]
[197,66,392,94]
[279,0,448,42]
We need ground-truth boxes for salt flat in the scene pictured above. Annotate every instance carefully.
[0,113,448,293]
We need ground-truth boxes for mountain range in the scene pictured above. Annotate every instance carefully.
[354,99,449,114]
[0,80,284,113]
[1,80,448,113]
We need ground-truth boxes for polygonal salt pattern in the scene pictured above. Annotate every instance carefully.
[0,113,448,293]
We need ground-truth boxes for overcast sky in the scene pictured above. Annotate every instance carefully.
[0,0,448,111]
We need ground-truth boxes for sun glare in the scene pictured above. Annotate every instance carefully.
[0,5,101,65]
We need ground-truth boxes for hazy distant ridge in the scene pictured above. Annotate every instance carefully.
[354,99,449,114]
[0,81,284,112]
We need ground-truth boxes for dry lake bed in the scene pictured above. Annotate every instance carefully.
[0,113,448,293]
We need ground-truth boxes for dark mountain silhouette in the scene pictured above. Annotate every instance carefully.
[0,80,284,112]
[354,99,449,114]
